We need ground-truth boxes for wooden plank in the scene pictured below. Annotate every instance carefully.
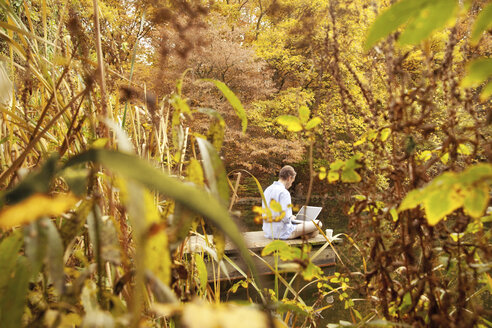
[204,247,336,281]
[183,231,337,281]
[184,231,330,254]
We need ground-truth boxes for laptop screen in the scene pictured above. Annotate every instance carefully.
[295,206,322,221]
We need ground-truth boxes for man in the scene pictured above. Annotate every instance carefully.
[262,165,322,239]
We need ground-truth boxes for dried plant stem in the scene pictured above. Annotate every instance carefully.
[92,0,108,139]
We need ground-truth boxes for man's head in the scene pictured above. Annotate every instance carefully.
[279,165,296,189]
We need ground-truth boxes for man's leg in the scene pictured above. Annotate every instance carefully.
[288,220,322,239]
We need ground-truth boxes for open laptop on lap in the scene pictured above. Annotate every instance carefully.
[291,206,322,224]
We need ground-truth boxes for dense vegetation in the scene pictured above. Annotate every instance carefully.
[0,0,491,327]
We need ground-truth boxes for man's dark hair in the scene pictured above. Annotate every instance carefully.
[279,165,296,180]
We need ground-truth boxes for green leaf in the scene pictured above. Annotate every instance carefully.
[197,137,230,205]
[390,208,399,222]
[423,187,463,226]
[399,0,457,45]
[327,171,339,183]
[344,155,362,171]
[194,253,208,294]
[24,221,47,275]
[480,80,492,101]
[330,160,345,171]
[262,240,290,256]
[461,58,492,88]
[305,117,322,130]
[399,292,412,313]
[302,262,322,281]
[365,0,427,49]
[463,184,490,219]
[298,106,310,124]
[261,240,301,261]
[170,93,191,115]
[471,1,492,43]
[63,149,262,290]
[399,189,424,212]
[277,115,302,132]
[341,169,361,183]
[0,231,23,294]
[187,158,205,187]
[0,256,30,328]
[458,163,492,185]
[45,218,64,295]
[202,79,247,133]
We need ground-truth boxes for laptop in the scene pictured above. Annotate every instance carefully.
[291,206,322,223]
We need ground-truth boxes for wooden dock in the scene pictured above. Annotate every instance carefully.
[184,231,336,281]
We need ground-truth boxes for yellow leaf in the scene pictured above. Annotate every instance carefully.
[380,128,391,142]
[269,199,283,213]
[91,138,108,149]
[277,115,302,132]
[144,189,171,285]
[486,273,492,293]
[328,171,339,183]
[440,153,449,164]
[0,193,78,229]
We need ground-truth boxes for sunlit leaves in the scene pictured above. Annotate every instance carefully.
[277,115,303,132]
[318,154,363,184]
[298,105,310,124]
[276,106,322,132]
[262,240,303,261]
[0,193,78,229]
[194,254,208,294]
[302,262,323,281]
[202,79,247,133]
[399,164,492,225]
[144,190,171,286]
[380,128,391,142]
[269,199,283,213]
[353,128,391,146]
[365,0,458,49]
[305,117,322,130]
